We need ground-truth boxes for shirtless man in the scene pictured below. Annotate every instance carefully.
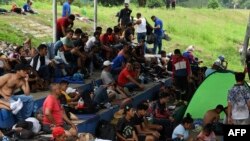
[0,64,34,121]
[203,104,224,126]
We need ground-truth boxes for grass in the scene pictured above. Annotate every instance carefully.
[0,2,249,71]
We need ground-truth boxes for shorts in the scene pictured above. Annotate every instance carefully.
[42,123,71,134]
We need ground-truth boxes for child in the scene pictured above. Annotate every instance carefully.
[196,123,217,141]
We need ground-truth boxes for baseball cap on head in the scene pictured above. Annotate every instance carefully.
[218,55,225,61]
[52,127,65,138]
[103,60,113,67]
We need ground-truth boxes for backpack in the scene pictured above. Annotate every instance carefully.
[95,120,116,141]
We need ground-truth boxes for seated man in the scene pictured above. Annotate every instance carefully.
[203,104,224,126]
[118,61,144,92]
[111,41,131,75]
[132,102,161,141]
[151,92,175,139]
[212,55,228,70]
[30,44,55,88]
[101,60,128,99]
[59,80,80,107]
[0,64,34,121]
[42,83,77,137]
[116,104,138,141]
[23,0,37,14]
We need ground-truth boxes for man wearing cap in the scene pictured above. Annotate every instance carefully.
[116,104,138,141]
[52,127,66,141]
[0,64,34,121]
[101,60,128,99]
[118,3,132,31]
[212,55,228,70]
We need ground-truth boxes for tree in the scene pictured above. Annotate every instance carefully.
[138,0,147,7]
[208,0,220,9]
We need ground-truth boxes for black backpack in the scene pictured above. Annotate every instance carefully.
[95,120,117,141]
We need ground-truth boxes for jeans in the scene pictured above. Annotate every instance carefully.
[124,82,139,92]
[11,95,34,121]
[153,34,162,54]
[137,32,147,53]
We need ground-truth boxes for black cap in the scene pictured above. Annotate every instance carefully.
[14,63,29,71]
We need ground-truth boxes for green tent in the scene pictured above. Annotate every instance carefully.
[184,71,236,119]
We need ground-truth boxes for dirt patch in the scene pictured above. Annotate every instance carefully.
[10,18,52,38]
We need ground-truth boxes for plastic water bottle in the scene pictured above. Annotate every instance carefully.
[139,75,145,84]
[77,97,84,109]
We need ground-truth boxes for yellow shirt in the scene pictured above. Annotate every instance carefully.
[61,91,71,103]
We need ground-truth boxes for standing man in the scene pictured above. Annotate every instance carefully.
[227,72,250,125]
[151,16,163,54]
[62,0,73,17]
[0,64,34,121]
[172,49,191,100]
[118,3,132,31]
[56,14,75,41]
[134,13,147,53]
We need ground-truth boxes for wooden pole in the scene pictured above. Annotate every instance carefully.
[53,0,57,43]
[94,0,97,31]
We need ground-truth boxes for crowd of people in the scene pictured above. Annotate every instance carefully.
[0,1,250,141]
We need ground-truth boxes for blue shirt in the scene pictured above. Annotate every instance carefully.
[154,18,163,36]
[62,2,71,17]
[111,55,125,71]
[23,4,31,12]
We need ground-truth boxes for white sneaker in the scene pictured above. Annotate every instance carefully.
[12,100,23,115]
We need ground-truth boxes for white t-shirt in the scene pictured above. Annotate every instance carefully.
[136,17,147,33]
[25,117,41,134]
[85,36,97,52]
[172,124,189,140]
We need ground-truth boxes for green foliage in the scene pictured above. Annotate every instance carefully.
[147,0,164,8]
[241,0,250,9]
[98,0,124,7]
[208,0,220,9]
[178,0,208,8]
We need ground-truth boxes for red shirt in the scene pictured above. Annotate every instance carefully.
[118,68,136,86]
[57,17,71,34]
[100,33,110,45]
[43,95,63,126]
